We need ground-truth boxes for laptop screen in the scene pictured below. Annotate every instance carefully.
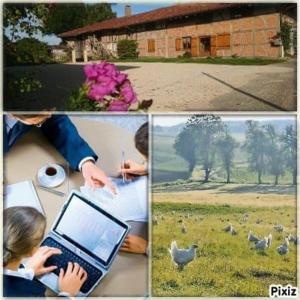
[53,193,128,266]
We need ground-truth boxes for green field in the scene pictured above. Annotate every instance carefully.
[152,202,297,297]
[153,133,293,185]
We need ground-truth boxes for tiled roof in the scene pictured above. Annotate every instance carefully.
[59,3,242,38]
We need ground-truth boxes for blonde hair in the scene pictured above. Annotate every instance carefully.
[3,207,46,266]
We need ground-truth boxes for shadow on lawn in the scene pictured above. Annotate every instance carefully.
[4,63,140,111]
[216,184,296,195]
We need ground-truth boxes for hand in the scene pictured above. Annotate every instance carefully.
[82,161,116,194]
[120,235,148,254]
[120,160,148,180]
[26,246,62,276]
[58,262,88,296]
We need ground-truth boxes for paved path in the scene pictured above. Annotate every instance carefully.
[4,60,296,111]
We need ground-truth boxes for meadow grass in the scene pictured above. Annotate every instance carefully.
[152,202,297,296]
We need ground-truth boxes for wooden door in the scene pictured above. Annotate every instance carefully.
[191,37,198,57]
[210,35,217,57]
[199,37,211,57]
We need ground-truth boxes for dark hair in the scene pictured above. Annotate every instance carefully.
[3,207,46,266]
[135,122,148,158]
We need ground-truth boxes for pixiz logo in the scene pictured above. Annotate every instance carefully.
[269,284,298,298]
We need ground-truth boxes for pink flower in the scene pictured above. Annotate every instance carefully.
[115,73,127,84]
[88,84,111,101]
[84,64,98,80]
[120,80,137,104]
[83,61,139,110]
[108,100,130,111]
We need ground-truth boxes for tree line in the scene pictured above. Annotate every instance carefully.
[174,115,296,185]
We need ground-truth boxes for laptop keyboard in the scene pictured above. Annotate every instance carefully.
[41,237,103,294]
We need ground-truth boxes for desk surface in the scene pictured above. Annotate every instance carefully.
[4,117,148,297]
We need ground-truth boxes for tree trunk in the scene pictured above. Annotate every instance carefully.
[204,169,210,182]
[188,161,195,175]
[274,175,278,185]
[258,171,262,184]
[293,168,297,185]
[227,172,230,183]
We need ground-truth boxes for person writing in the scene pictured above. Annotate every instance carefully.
[4,114,115,193]
[3,206,87,297]
[120,122,149,255]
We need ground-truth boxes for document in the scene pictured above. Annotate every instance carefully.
[80,176,148,222]
[4,180,44,215]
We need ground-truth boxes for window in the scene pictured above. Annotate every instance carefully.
[148,39,155,53]
[175,38,181,51]
[182,36,191,50]
[216,33,230,49]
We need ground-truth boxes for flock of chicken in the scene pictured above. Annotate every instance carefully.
[153,212,298,271]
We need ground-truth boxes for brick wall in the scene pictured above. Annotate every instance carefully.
[82,12,283,58]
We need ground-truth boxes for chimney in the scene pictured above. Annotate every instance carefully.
[125,5,132,17]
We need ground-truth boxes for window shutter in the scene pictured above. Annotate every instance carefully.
[175,38,181,51]
[148,39,155,53]
[216,33,230,48]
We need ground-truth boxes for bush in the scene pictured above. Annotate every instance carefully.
[15,38,52,64]
[182,51,192,58]
[280,22,292,52]
[117,39,138,59]
[177,51,192,59]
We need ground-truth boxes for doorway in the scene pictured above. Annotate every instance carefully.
[199,37,211,57]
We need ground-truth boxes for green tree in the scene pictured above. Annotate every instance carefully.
[3,3,49,41]
[216,129,238,183]
[186,115,224,182]
[280,125,297,185]
[174,126,197,175]
[243,121,268,184]
[44,3,116,35]
[264,124,285,185]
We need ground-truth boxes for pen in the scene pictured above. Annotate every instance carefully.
[121,150,126,183]
[37,185,65,197]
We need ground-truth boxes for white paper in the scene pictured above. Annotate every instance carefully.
[80,176,148,222]
[4,180,44,215]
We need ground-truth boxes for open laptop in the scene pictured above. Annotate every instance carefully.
[38,190,130,296]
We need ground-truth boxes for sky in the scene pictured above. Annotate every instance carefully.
[112,3,171,17]
[153,115,296,127]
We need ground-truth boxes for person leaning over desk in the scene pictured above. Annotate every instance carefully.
[3,114,116,193]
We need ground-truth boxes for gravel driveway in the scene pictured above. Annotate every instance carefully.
[4,60,296,111]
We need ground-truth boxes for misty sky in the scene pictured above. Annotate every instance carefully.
[153,115,296,127]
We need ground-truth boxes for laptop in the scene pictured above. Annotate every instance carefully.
[38,190,130,296]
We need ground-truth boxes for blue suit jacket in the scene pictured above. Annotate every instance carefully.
[3,115,98,171]
[3,274,46,297]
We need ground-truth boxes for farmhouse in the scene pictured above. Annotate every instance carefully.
[59,3,297,61]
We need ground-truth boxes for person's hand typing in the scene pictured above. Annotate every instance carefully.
[26,246,62,276]
[82,161,116,194]
[58,262,88,296]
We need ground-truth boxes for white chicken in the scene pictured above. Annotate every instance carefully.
[277,238,289,255]
[248,230,260,243]
[255,234,272,250]
[169,241,198,271]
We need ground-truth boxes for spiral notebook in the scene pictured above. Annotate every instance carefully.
[4,180,45,215]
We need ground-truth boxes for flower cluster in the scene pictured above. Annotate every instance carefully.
[83,61,137,111]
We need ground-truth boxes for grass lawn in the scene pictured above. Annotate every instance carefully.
[152,201,297,296]
[109,56,287,65]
